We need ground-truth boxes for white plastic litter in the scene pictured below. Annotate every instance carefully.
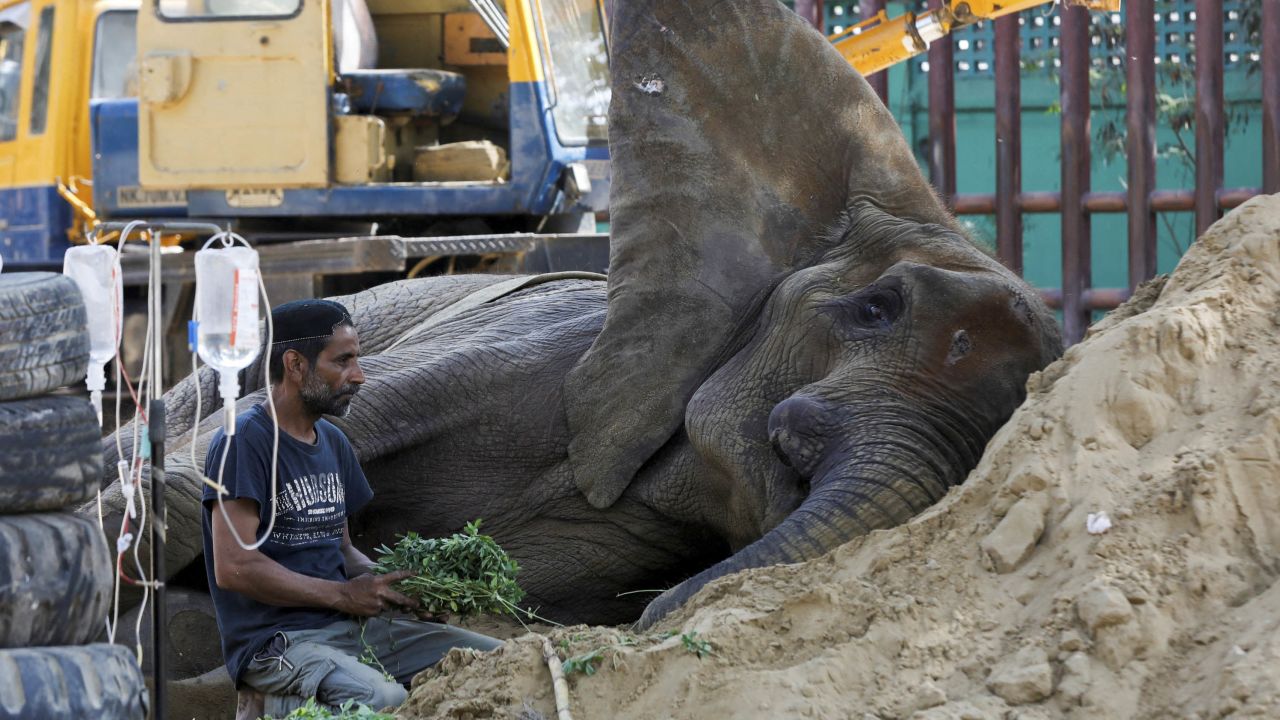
[1086,511,1112,535]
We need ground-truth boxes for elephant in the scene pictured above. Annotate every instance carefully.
[91,0,1061,636]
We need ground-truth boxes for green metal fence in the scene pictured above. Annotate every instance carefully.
[791,1,1265,309]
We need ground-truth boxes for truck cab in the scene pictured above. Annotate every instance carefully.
[0,0,611,267]
[97,0,611,237]
[0,0,79,263]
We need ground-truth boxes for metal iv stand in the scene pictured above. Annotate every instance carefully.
[98,221,228,720]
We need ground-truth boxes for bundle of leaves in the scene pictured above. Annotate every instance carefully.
[275,697,393,720]
[371,520,526,618]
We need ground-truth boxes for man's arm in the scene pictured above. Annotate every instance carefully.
[209,497,418,616]
[342,522,376,577]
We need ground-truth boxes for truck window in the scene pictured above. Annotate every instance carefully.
[538,0,608,146]
[91,10,136,100]
[0,3,27,142]
[27,4,50,134]
[158,0,300,21]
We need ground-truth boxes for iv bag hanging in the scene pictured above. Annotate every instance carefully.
[63,244,123,425]
[194,242,261,433]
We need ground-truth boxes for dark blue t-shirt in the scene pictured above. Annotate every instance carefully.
[201,403,372,686]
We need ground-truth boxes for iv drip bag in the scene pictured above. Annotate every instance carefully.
[63,244,123,426]
[194,245,262,433]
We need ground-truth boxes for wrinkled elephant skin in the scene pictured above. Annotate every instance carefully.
[92,0,1061,631]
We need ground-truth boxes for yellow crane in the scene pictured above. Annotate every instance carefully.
[832,0,1123,77]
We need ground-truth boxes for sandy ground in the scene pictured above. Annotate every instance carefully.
[396,195,1280,720]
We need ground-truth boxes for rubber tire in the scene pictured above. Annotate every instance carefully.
[0,396,102,513]
[0,272,89,402]
[0,644,149,719]
[0,513,113,648]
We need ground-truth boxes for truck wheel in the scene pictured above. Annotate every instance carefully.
[0,513,112,647]
[0,273,89,401]
[0,396,102,513]
[0,644,149,720]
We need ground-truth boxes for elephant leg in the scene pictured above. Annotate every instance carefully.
[352,484,728,626]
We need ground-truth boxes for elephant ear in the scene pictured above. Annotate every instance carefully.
[565,0,952,508]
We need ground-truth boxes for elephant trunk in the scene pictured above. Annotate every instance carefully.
[638,403,982,627]
[636,474,937,627]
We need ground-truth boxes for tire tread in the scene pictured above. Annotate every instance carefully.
[0,273,89,401]
[0,644,148,719]
[0,513,113,648]
[0,397,102,513]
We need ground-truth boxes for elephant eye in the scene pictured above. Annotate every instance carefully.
[819,282,904,337]
[851,290,901,329]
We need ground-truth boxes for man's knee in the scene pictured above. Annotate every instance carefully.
[318,664,408,711]
[450,626,503,653]
[357,678,407,711]
[389,618,503,654]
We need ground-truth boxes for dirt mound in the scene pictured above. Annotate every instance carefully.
[398,195,1280,720]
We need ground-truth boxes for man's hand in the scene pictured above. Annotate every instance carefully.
[335,570,420,617]
[414,609,451,624]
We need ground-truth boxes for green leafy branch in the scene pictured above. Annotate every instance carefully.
[356,619,396,684]
[555,630,715,680]
[273,697,395,720]
[561,648,606,676]
[371,520,527,619]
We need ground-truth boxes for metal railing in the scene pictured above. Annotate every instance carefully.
[801,0,1278,344]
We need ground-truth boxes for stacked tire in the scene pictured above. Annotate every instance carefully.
[0,273,149,719]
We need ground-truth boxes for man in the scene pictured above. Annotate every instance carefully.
[202,299,500,718]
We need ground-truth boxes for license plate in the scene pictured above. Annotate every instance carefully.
[116,186,187,208]
[225,188,285,208]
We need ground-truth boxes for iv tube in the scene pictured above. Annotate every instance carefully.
[63,243,123,425]
[194,234,262,434]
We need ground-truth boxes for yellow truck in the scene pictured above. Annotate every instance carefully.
[0,0,1116,270]
[0,0,610,268]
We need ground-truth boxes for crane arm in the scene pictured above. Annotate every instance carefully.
[830,0,1121,78]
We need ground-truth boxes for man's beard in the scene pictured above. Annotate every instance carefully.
[299,372,360,417]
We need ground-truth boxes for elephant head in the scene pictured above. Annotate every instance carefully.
[564,0,1062,623]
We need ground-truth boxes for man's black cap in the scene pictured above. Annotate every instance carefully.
[270,299,353,345]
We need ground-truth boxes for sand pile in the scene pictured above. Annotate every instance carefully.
[399,195,1280,720]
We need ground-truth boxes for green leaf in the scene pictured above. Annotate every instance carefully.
[680,632,714,659]
[561,648,605,677]
[370,519,526,619]
[272,696,396,720]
